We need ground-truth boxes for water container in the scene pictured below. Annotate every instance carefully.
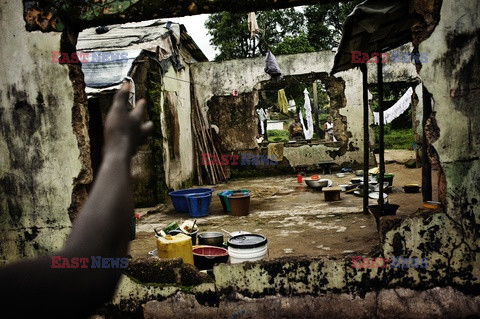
[227,192,251,216]
[227,234,268,264]
[168,188,214,213]
[217,190,249,213]
[186,193,211,217]
[156,233,194,265]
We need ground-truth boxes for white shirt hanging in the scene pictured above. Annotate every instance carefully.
[247,12,260,39]
[303,89,314,140]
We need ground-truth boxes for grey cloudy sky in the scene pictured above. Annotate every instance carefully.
[169,14,218,61]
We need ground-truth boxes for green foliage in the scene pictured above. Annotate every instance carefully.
[305,1,362,50]
[374,126,415,149]
[206,9,304,61]
[206,2,361,61]
[267,129,289,142]
[272,32,315,55]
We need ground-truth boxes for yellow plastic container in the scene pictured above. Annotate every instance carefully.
[156,233,194,265]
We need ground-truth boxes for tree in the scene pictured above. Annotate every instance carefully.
[305,1,363,50]
[205,2,363,60]
[205,8,305,61]
[272,32,315,55]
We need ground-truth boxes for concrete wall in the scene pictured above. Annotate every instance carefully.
[111,3,480,318]
[191,51,418,168]
[161,51,195,189]
[192,51,374,166]
[0,1,82,262]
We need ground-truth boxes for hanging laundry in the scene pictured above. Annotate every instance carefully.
[373,87,413,124]
[256,108,267,135]
[303,88,314,140]
[299,110,306,139]
[277,89,289,114]
[265,50,282,82]
[247,12,260,39]
[268,143,284,161]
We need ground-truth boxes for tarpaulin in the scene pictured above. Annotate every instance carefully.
[265,50,282,82]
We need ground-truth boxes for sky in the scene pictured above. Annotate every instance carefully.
[169,14,218,61]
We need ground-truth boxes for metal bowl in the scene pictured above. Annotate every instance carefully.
[305,179,329,189]
[197,232,224,247]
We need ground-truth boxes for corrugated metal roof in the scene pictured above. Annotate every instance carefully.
[77,19,207,89]
[78,19,181,52]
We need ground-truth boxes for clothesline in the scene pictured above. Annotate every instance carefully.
[373,87,413,125]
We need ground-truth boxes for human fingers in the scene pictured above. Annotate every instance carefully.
[141,121,154,137]
[130,99,146,122]
[134,121,153,148]
[111,82,131,112]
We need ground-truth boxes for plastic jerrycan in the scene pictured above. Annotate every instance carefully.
[156,233,194,265]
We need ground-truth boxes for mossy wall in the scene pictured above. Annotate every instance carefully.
[147,72,169,204]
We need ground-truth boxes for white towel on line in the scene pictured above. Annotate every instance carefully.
[374,87,413,124]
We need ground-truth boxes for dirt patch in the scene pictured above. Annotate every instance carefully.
[131,151,439,261]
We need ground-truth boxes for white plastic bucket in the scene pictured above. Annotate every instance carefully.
[227,234,268,264]
[228,245,268,264]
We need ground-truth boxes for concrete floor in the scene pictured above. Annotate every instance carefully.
[131,150,438,261]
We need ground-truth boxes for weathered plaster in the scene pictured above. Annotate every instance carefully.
[191,52,376,167]
[0,1,81,261]
[366,43,421,84]
[417,0,480,273]
[162,63,194,190]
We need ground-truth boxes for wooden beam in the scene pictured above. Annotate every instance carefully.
[422,85,433,201]
[361,64,369,215]
[312,81,319,136]
[377,57,385,208]
[25,0,349,32]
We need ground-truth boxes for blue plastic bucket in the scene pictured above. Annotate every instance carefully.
[186,193,211,217]
[169,188,214,213]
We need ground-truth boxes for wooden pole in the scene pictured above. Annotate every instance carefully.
[313,81,319,136]
[422,85,432,201]
[377,55,385,209]
[361,64,369,214]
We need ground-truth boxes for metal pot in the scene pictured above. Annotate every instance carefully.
[192,245,229,270]
[403,184,421,193]
[305,179,329,189]
[197,232,224,247]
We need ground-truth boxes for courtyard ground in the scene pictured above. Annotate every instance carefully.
[130,150,438,261]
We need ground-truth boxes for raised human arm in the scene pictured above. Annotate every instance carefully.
[0,83,153,318]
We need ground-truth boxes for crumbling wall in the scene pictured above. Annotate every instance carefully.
[207,92,259,151]
[161,61,195,190]
[113,2,480,317]
[191,52,377,168]
[388,0,480,289]
[0,1,83,262]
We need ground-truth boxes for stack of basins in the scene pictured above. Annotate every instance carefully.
[217,189,251,216]
[168,188,214,217]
